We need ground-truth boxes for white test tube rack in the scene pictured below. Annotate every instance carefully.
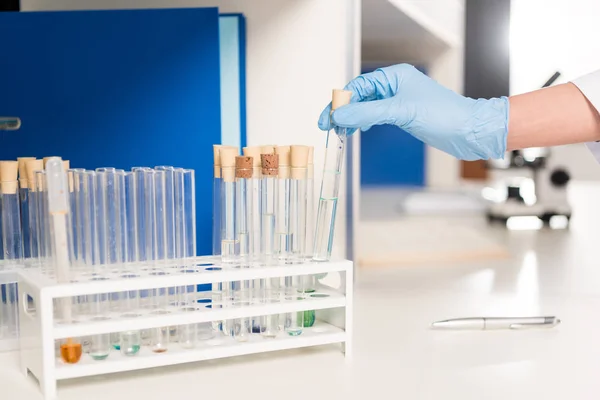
[18,257,353,400]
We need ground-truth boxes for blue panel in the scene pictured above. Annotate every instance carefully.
[0,8,222,255]
[219,14,247,151]
[360,65,426,187]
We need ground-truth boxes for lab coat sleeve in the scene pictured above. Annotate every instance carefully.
[571,70,600,162]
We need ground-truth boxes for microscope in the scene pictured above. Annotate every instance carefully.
[485,73,572,226]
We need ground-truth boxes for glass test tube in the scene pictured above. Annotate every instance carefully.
[220,147,239,265]
[177,168,198,348]
[220,147,239,336]
[46,158,82,364]
[213,145,223,257]
[1,161,23,263]
[313,89,352,262]
[87,170,111,360]
[234,156,253,342]
[305,147,315,260]
[149,169,170,353]
[260,152,280,338]
[34,171,51,276]
[132,167,153,346]
[25,160,44,264]
[120,171,141,356]
[285,145,310,336]
[155,166,177,324]
[275,146,292,264]
[0,161,22,339]
[18,157,35,261]
[242,147,264,333]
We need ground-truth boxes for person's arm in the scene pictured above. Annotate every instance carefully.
[508,83,600,150]
[318,64,600,161]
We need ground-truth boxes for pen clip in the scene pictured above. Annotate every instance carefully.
[509,320,560,330]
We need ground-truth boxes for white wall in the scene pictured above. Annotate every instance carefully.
[22,0,361,259]
[361,0,465,188]
[511,0,600,181]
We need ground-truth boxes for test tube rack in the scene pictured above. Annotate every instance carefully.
[18,257,353,400]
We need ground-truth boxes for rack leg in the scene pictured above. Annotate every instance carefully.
[41,377,57,400]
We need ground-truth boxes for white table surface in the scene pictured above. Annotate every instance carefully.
[4,183,600,400]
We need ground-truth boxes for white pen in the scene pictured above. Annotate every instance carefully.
[431,316,561,330]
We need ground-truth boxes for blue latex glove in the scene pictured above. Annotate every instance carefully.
[318,64,509,161]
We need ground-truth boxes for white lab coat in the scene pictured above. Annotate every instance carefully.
[572,71,600,161]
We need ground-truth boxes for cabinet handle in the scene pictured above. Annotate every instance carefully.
[0,117,21,130]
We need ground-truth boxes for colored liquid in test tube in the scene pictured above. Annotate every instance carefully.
[313,89,352,262]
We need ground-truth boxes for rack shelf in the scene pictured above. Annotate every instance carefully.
[55,322,345,380]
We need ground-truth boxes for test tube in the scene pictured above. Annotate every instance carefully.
[219,148,239,336]
[87,170,111,360]
[313,89,352,262]
[34,170,50,275]
[147,169,169,353]
[18,157,35,260]
[220,147,239,265]
[1,161,23,262]
[46,158,82,364]
[120,171,141,356]
[260,148,278,265]
[213,146,223,257]
[285,146,310,336]
[242,147,264,333]
[275,146,292,264]
[25,160,44,265]
[155,166,178,315]
[0,161,21,339]
[233,156,253,342]
[177,168,198,348]
[305,147,315,260]
[260,151,280,338]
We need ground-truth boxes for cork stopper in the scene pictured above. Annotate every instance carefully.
[63,160,70,171]
[243,146,262,167]
[331,89,352,111]
[220,147,238,182]
[17,157,36,189]
[26,159,44,191]
[261,145,275,155]
[235,156,253,179]
[214,145,237,178]
[0,161,19,194]
[261,154,279,176]
[291,145,310,179]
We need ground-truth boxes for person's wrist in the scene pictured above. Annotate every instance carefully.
[466,96,509,160]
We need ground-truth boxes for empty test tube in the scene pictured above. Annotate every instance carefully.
[234,156,253,342]
[305,147,315,260]
[260,151,280,338]
[17,157,35,260]
[220,147,239,265]
[313,89,352,262]
[275,146,292,264]
[1,161,23,262]
[176,168,198,348]
[242,146,264,333]
[147,169,170,353]
[25,160,43,264]
[0,161,21,339]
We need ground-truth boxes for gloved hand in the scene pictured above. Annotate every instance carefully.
[317,64,509,160]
